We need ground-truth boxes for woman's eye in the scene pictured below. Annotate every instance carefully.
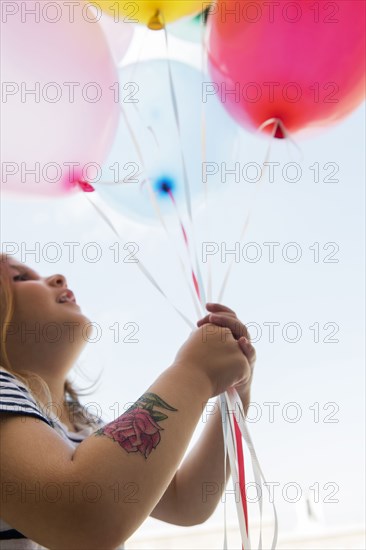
[13,273,28,281]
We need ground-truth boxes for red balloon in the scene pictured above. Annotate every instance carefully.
[207,0,366,138]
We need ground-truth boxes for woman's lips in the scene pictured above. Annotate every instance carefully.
[57,289,77,304]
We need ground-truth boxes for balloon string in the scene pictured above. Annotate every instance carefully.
[219,395,229,550]
[223,395,251,549]
[162,20,192,219]
[226,389,278,550]
[166,189,202,301]
[82,188,261,550]
[216,120,289,550]
[83,190,257,550]
[200,8,214,305]
[143,179,203,319]
[162,19,207,313]
[218,118,281,303]
[204,14,250,547]
[89,26,279,548]
[119,102,202,319]
[81,188,195,330]
[125,26,161,151]
[117,25,207,317]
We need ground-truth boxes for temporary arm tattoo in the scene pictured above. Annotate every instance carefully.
[94,393,178,459]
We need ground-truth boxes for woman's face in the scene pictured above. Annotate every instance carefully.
[7,259,90,340]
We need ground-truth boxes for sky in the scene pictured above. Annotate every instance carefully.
[1,13,365,547]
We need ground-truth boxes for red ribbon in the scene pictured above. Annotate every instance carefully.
[234,415,248,549]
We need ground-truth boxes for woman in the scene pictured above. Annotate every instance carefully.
[0,253,255,549]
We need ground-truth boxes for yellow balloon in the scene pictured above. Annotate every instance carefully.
[97,1,206,29]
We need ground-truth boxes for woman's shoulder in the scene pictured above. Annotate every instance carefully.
[0,366,53,427]
[0,366,105,442]
[0,365,26,383]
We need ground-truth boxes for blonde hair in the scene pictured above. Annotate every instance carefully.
[0,253,103,430]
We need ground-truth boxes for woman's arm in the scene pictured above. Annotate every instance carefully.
[68,324,249,548]
[150,395,231,526]
[1,325,249,550]
[150,304,255,526]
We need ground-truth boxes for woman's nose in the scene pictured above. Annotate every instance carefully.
[47,274,67,288]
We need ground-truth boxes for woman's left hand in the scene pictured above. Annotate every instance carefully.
[197,303,256,410]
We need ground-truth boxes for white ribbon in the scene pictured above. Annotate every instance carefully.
[220,388,278,550]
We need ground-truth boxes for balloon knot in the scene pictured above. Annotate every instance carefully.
[77,180,95,192]
[148,10,164,30]
[274,123,285,139]
[156,177,174,196]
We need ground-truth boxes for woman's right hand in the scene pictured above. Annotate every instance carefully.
[173,324,251,398]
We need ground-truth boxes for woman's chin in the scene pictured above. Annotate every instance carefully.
[81,318,95,341]
[66,308,92,330]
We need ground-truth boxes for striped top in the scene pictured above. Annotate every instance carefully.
[0,366,124,549]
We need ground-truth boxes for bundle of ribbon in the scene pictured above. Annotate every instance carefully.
[220,389,278,549]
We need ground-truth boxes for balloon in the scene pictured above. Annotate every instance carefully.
[1,0,120,196]
[208,0,366,138]
[167,7,210,43]
[93,9,135,65]
[95,59,239,224]
[96,0,204,29]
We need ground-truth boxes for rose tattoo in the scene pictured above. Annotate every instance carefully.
[94,393,178,459]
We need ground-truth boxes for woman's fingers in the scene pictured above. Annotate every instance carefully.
[197,305,253,355]
[196,305,256,367]
[205,303,236,315]
[204,312,250,341]
[238,337,256,365]
[197,313,237,330]
[197,314,211,327]
[197,303,237,327]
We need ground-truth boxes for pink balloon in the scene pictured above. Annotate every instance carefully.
[97,11,135,65]
[208,0,366,138]
[1,0,120,196]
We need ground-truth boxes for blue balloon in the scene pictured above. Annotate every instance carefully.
[95,59,238,224]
